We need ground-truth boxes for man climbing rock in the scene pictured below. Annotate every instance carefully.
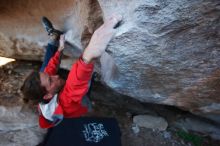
[21,15,122,129]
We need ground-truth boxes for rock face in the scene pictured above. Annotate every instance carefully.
[133,115,168,131]
[0,106,46,146]
[0,0,77,60]
[0,0,220,121]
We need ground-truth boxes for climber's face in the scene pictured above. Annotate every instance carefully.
[39,72,65,95]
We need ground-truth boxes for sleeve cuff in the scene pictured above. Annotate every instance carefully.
[79,56,94,68]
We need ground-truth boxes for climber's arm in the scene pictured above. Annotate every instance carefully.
[44,35,65,75]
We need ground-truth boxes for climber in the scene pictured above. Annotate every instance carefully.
[20,15,122,129]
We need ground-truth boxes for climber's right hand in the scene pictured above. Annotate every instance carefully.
[58,35,65,52]
[82,14,122,63]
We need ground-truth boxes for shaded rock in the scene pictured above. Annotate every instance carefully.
[0,0,75,60]
[131,123,140,134]
[0,106,46,146]
[163,131,172,140]
[0,127,45,146]
[174,117,220,140]
[0,106,37,131]
[133,115,168,131]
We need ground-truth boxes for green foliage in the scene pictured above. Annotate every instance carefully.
[177,130,203,146]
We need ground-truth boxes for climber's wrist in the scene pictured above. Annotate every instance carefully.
[82,50,93,64]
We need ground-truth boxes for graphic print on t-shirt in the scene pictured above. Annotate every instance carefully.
[82,123,109,143]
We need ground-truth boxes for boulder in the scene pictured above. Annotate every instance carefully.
[133,115,168,131]
[0,106,46,146]
[98,0,220,121]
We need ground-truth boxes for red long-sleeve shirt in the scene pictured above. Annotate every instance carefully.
[39,51,94,128]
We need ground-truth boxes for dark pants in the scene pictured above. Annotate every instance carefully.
[40,44,58,72]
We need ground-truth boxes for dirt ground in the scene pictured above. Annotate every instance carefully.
[0,60,220,146]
